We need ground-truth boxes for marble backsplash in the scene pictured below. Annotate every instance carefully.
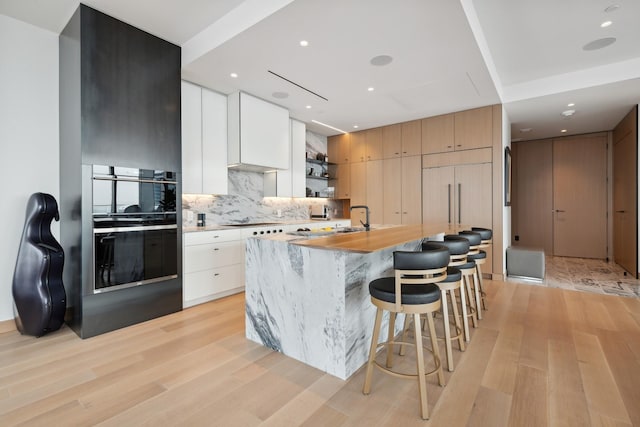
[182,130,344,226]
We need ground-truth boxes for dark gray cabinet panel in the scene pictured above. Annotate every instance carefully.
[80,5,181,171]
[59,5,182,338]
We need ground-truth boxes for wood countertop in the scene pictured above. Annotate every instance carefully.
[291,224,468,253]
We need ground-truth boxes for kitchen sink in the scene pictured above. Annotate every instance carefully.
[336,227,372,233]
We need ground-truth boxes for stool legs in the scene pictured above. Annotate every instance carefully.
[386,313,397,368]
[363,308,383,395]
[472,269,483,320]
[414,313,429,419]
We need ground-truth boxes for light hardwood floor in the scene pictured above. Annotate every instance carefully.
[1,279,640,426]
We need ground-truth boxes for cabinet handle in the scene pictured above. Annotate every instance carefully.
[448,184,451,224]
[213,248,219,251]
[395,152,400,155]
[403,211,408,214]
[616,210,626,213]
[213,235,220,239]
[403,151,407,154]
[456,144,462,147]
[458,183,462,224]
[214,273,220,277]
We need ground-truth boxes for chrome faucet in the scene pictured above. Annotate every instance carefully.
[350,205,370,231]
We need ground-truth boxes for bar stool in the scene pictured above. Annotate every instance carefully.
[471,227,492,311]
[458,230,484,320]
[363,247,449,420]
[417,241,464,371]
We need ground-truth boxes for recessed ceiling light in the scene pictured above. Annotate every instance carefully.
[305,105,312,109]
[299,40,309,47]
[370,55,393,66]
[567,103,575,107]
[230,73,238,78]
[583,37,616,51]
[272,91,289,99]
[561,129,568,133]
[367,87,375,92]
[601,20,613,28]
[604,4,620,13]
[353,125,359,129]
[561,109,575,117]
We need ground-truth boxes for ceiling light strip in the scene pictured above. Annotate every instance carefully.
[311,120,348,134]
[268,70,328,101]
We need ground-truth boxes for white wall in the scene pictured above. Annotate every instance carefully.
[501,105,511,276]
[0,15,59,322]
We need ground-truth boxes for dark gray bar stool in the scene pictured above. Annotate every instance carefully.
[363,246,449,420]
[458,230,484,320]
[420,241,465,371]
[471,227,492,311]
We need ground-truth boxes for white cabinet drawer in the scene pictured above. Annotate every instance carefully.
[184,241,244,273]
[184,229,242,245]
[183,264,245,302]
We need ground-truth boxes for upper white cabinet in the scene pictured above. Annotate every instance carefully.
[181,81,228,194]
[264,119,306,197]
[227,92,290,171]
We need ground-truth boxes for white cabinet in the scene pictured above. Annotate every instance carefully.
[181,81,228,195]
[264,119,306,197]
[227,91,290,171]
[183,229,244,308]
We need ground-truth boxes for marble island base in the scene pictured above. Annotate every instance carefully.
[245,234,425,379]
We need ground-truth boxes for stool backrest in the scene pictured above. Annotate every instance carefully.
[393,247,449,312]
[458,230,481,255]
[435,235,470,266]
[471,227,492,248]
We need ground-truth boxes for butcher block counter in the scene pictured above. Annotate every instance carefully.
[244,224,466,379]
[291,223,462,253]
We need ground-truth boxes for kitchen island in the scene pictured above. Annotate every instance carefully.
[245,224,460,379]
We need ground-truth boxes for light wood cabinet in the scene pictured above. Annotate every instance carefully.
[328,133,350,164]
[350,162,367,225]
[454,106,492,151]
[383,156,422,224]
[365,128,383,161]
[366,160,384,224]
[334,163,351,199]
[401,120,422,156]
[422,160,493,274]
[422,113,454,155]
[382,123,402,158]
[350,131,367,163]
[422,107,492,154]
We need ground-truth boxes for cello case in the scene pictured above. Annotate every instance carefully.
[12,193,66,337]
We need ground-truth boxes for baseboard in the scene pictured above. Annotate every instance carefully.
[0,318,17,334]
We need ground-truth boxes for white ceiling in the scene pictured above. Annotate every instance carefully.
[2,0,639,140]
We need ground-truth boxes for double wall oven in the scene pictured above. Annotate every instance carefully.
[92,165,178,293]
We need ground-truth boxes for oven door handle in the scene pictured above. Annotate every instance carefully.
[93,224,177,233]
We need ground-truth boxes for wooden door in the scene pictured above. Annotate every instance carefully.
[455,163,492,228]
[613,106,638,276]
[365,128,383,161]
[454,106,492,151]
[382,124,402,159]
[350,131,366,163]
[553,135,607,258]
[333,163,350,199]
[350,162,367,225]
[422,165,455,225]
[383,158,402,224]
[328,133,350,164]
[401,120,422,156]
[401,156,422,224]
[422,113,454,155]
[366,160,384,224]
[511,140,553,253]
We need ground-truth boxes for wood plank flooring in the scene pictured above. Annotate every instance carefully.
[1,279,639,426]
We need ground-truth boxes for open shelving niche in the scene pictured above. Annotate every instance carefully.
[305,158,335,197]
